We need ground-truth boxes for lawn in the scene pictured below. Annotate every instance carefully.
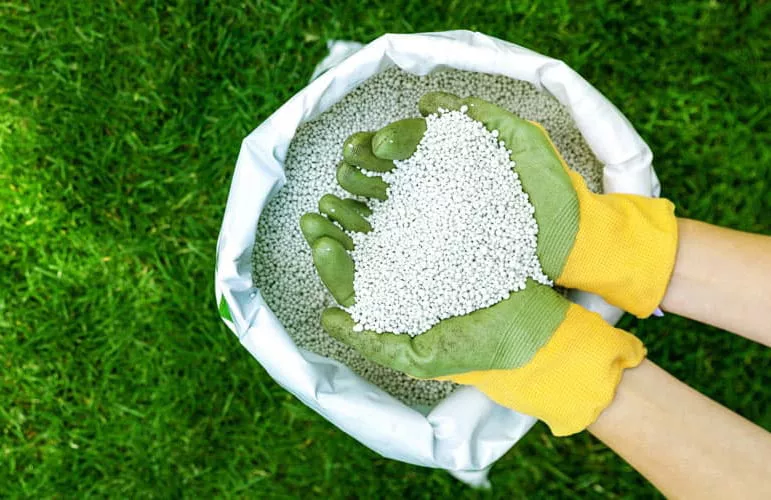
[1,0,769,497]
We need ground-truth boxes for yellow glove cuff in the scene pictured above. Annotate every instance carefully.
[558,171,679,318]
[440,304,645,436]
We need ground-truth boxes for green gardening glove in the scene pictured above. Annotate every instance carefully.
[414,93,678,319]
[299,100,645,435]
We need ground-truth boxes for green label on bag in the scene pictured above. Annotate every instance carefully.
[218,296,233,322]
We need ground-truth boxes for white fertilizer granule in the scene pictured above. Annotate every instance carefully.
[252,68,604,407]
[347,110,551,335]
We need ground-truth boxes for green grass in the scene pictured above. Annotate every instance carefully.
[1,0,769,497]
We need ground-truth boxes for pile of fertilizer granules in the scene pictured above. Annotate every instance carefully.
[347,108,551,335]
[252,68,604,407]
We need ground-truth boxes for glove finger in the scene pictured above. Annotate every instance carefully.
[319,194,372,233]
[336,162,388,200]
[417,91,465,116]
[299,212,354,250]
[343,132,396,173]
[371,118,426,160]
[312,238,355,307]
[321,307,431,378]
[339,198,372,216]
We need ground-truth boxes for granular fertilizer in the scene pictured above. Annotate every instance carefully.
[348,109,551,335]
[252,68,604,406]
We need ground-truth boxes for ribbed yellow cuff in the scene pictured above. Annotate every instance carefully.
[441,304,645,436]
[558,171,679,318]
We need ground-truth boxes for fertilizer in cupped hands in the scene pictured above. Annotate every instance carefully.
[348,109,551,335]
[252,68,603,406]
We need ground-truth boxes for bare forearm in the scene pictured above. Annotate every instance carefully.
[661,218,771,345]
[589,359,771,499]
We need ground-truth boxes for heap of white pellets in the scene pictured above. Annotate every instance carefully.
[252,68,604,407]
[348,109,551,335]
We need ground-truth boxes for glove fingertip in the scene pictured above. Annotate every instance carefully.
[311,237,356,306]
[418,91,463,116]
[371,118,426,160]
[321,307,355,340]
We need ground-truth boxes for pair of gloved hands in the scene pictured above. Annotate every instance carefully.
[300,92,678,436]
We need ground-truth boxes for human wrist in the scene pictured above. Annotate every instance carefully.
[447,303,646,435]
[556,172,679,318]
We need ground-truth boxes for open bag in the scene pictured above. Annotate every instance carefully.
[215,31,661,487]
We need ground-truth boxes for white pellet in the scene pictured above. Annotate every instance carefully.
[252,68,603,407]
[347,110,550,335]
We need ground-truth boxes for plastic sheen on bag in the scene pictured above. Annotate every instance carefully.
[215,31,660,488]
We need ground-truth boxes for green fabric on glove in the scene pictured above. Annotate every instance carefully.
[343,132,396,172]
[339,198,372,216]
[322,281,568,377]
[418,92,580,279]
[300,213,354,250]
[336,161,388,200]
[310,237,355,307]
[318,194,372,233]
[371,118,427,160]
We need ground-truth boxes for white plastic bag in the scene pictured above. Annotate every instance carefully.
[215,30,660,487]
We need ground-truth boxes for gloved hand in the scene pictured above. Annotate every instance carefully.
[298,98,647,435]
[415,93,679,318]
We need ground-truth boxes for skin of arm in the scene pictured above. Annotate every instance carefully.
[588,219,771,497]
[588,359,771,499]
[661,218,771,346]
